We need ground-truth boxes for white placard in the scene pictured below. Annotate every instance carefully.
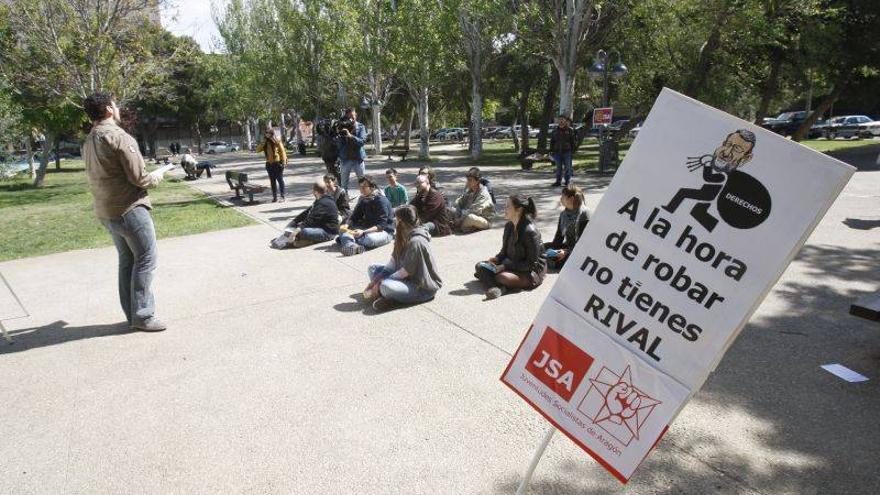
[502,88,855,483]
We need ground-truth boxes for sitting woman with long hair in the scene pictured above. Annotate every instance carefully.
[364,205,443,312]
[545,185,590,269]
[475,195,547,300]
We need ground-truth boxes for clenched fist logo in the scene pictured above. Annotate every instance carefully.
[580,365,662,446]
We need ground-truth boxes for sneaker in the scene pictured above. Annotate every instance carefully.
[551,182,561,187]
[342,243,365,256]
[272,197,278,203]
[372,297,397,312]
[279,196,286,203]
[132,317,167,332]
[485,287,505,300]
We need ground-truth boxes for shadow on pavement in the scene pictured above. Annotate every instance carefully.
[843,218,880,230]
[492,244,880,494]
[0,320,133,355]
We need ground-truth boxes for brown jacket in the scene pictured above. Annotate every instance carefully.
[82,118,159,219]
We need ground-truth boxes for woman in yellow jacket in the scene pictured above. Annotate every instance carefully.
[257,126,288,202]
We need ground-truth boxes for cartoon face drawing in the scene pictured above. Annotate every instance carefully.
[711,130,755,173]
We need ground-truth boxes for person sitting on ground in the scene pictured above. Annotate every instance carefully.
[195,159,214,179]
[544,185,590,269]
[410,174,451,237]
[323,174,351,223]
[418,165,438,190]
[474,195,547,300]
[271,180,340,249]
[450,168,494,233]
[180,149,197,179]
[384,168,409,208]
[336,175,395,256]
[363,205,442,312]
[469,166,496,204]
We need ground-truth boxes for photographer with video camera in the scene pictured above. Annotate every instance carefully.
[333,108,368,192]
[317,118,341,184]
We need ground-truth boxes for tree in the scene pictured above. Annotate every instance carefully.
[392,0,458,159]
[455,0,510,159]
[0,0,164,186]
[518,1,623,118]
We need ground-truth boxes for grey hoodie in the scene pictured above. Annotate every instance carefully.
[399,226,443,293]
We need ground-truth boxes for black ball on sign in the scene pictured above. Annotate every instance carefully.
[717,170,771,229]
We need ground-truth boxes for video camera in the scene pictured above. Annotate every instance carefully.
[315,114,356,138]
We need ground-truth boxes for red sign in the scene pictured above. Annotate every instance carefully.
[593,107,613,126]
[525,327,594,402]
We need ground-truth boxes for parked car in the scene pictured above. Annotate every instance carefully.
[762,111,808,137]
[628,123,642,139]
[436,128,466,140]
[0,157,32,178]
[206,141,238,153]
[824,115,880,139]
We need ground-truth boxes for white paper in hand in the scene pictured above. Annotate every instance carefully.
[153,164,174,176]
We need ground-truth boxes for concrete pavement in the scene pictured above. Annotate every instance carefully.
[0,146,878,494]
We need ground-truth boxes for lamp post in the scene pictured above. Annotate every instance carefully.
[588,49,628,172]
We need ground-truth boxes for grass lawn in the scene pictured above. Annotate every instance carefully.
[0,160,254,262]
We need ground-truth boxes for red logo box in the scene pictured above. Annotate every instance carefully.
[525,327,594,402]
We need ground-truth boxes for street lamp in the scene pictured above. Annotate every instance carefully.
[588,49,628,172]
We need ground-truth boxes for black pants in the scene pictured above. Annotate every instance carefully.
[324,158,341,185]
[663,184,722,232]
[266,162,286,199]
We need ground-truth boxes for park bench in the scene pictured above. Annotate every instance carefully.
[385,145,410,161]
[850,292,880,322]
[520,148,553,170]
[225,170,266,203]
[154,147,172,164]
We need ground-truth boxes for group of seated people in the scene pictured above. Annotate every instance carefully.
[270,166,590,311]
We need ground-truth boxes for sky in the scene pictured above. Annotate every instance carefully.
[161,0,228,53]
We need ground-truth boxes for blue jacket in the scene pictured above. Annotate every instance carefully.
[349,192,395,233]
[334,122,367,161]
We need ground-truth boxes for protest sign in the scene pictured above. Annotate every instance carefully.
[593,107,613,126]
[502,88,854,483]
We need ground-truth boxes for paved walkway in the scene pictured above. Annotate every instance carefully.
[1,147,878,494]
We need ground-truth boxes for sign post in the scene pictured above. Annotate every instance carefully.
[503,88,854,484]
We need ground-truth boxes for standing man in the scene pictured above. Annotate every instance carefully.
[334,108,368,192]
[550,115,577,187]
[82,92,168,332]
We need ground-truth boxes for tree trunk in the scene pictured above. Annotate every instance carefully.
[470,75,482,160]
[755,50,783,124]
[417,89,429,159]
[792,83,844,141]
[685,1,731,97]
[53,135,61,170]
[538,67,559,151]
[371,103,383,154]
[280,113,288,143]
[557,66,576,118]
[243,118,254,150]
[26,137,35,179]
[519,84,532,151]
[511,114,520,152]
[404,107,415,152]
[33,131,53,187]
[192,122,203,154]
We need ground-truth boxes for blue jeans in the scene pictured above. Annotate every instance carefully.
[340,159,365,191]
[368,264,435,304]
[554,151,573,184]
[292,227,336,248]
[100,206,157,324]
[337,231,393,251]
